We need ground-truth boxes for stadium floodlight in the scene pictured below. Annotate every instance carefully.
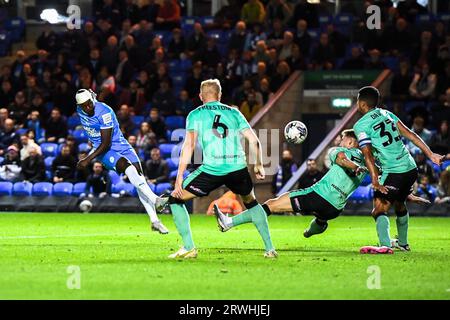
[40,9,67,24]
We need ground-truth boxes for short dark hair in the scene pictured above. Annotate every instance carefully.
[341,129,357,140]
[358,86,380,108]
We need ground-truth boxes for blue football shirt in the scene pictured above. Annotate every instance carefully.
[77,101,130,151]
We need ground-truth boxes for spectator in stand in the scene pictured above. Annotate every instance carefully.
[122,0,140,25]
[26,111,44,143]
[148,63,172,99]
[186,23,207,59]
[184,62,203,102]
[30,93,46,119]
[272,149,298,195]
[290,0,319,28]
[278,31,294,61]
[101,35,119,74]
[122,35,146,71]
[265,0,292,27]
[194,37,222,69]
[297,158,324,189]
[267,18,285,49]
[286,44,306,71]
[435,170,450,204]
[409,63,437,100]
[252,61,269,90]
[406,115,434,153]
[311,33,335,70]
[341,46,365,70]
[411,31,437,68]
[228,21,248,54]
[65,135,79,158]
[365,49,386,70]
[176,90,194,115]
[415,175,437,203]
[258,77,273,105]
[119,79,147,115]
[145,147,169,184]
[271,61,291,92]
[156,0,181,30]
[117,104,136,137]
[96,66,116,95]
[233,79,254,106]
[0,145,22,182]
[19,134,41,161]
[136,122,158,158]
[0,119,19,156]
[293,19,311,57]
[253,41,270,66]
[52,145,77,183]
[8,91,30,127]
[391,59,413,101]
[21,146,45,183]
[240,90,263,121]
[244,23,267,51]
[152,79,176,116]
[0,108,8,129]
[0,80,14,107]
[53,80,76,117]
[146,108,167,142]
[115,49,134,88]
[141,0,160,24]
[45,108,68,143]
[11,50,27,85]
[414,151,437,184]
[435,49,450,101]
[385,17,412,56]
[241,0,266,26]
[83,161,111,198]
[430,120,450,159]
[167,28,186,60]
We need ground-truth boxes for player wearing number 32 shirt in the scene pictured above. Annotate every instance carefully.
[353,86,444,254]
[158,79,277,259]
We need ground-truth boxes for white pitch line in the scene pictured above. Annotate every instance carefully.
[446,289,450,292]
[0,232,147,240]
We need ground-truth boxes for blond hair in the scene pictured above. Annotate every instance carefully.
[200,79,222,100]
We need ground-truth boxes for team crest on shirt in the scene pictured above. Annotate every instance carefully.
[102,113,112,125]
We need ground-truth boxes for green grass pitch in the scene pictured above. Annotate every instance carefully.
[0,213,449,300]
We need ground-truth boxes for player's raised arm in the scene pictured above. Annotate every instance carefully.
[396,120,444,165]
[173,130,198,198]
[334,152,366,175]
[241,128,265,180]
[77,127,112,169]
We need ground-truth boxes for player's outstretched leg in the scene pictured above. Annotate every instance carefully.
[118,159,169,234]
[392,201,410,251]
[167,195,197,259]
[303,218,328,238]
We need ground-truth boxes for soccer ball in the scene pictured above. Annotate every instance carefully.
[284,120,308,144]
[79,200,93,213]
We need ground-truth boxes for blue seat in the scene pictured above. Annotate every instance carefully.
[32,182,53,196]
[360,174,372,186]
[155,183,172,195]
[404,101,426,113]
[0,156,4,164]
[16,128,28,135]
[181,16,197,33]
[73,129,88,143]
[41,143,58,157]
[349,185,373,202]
[72,182,87,196]
[335,14,353,25]
[78,143,90,153]
[437,13,450,23]
[5,17,25,42]
[307,28,320,41]
[382,56,399,72]
[44,157,54,170]
[169,170,178,179]
[416,14,435,24]
[168,59,181,71]
[13,182,32,196]
[165,116,185,130]
[67,115,81,129]
[201,16,214,25]
[46,170,52,180]
[442,160,450,171]
[108,171,121,184]
[112,182,136,196]
[159,143,177,158]
[132,115,144,126]
[0,181,13,196]
[171,74,186,88]
[53,182,74,196]
[319,14,332,26]
[166,158,179,171]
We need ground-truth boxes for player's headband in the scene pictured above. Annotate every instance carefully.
[75,89,97,105]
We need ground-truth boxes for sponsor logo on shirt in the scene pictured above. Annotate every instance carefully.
[83,126,101,138]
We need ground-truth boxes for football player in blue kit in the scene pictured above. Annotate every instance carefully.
[75,89,169,234]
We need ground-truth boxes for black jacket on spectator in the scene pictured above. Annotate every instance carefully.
[21,154,46,182]
[146,117,167,142]
[297,170,324,189]
[152,89,177,116]
[145,158,169,184]
[0,130,18,153]
[52,154,77,182]
[45,117,68,141]
[228,32,247,54]
[85,171,111,195]
[186,33,207,55]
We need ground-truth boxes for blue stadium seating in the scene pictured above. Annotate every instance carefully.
[67,115,81,129]
[78,143,90,153]
[200,16,214,25]
[5,17,25,42]
[0,31,11,57]
[53,182,74,196]
[349,185,373,202]
[13,182,32,196]
[72,182,87,196]
[165,116,185,130]
[0,181,13,196]
[108,171,121,184]
[46,170,52,180]
[169,170,178,179]
[442,160,450,171]
[112,182,135,196]
[73,129,88,143]
[360,174,372,186]
[155,183,172,195]
[159,143,177,158]
[132,115,144,126]
[437,13,450,22]
[166,158,179,171]
[41,143,58,157]
[44,157,54,170]
[181,16,196,33]
[319,15,333,26]
[32,182,53,196]
[16,128,28,136]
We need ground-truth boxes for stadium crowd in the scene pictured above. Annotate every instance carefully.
[0,0,448,203]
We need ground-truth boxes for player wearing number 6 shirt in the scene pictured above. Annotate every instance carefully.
[353,86,444,254]
[158,79,277,259]
[75,89,169,234]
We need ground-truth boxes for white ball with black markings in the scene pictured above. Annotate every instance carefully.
[79,200,93,213]
[284,120,308,144]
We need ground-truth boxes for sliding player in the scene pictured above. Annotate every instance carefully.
[214,130,429,238]
[354,86,444,254]
[75,89,169,234]
[161,79,277,259]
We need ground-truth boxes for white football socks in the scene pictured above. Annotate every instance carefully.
[125,165,159,223]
